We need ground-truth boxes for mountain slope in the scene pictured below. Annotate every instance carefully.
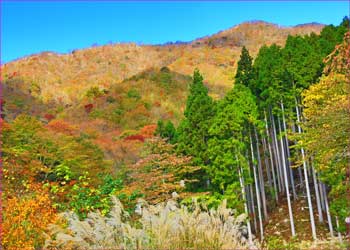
[1,21,324,104]
[169,21,324,97]
[2,44,184,104]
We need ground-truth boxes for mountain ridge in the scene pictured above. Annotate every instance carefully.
[2,20,324,64]
[2,20,324,104]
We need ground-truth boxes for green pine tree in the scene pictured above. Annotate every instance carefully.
[235,46,255,90]
[253,44,284,109]
[208,84,257,190]
[207,83,258,209]
[155,119,177,143]
[177,69,215,166]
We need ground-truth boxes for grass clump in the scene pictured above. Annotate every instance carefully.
[45,196,257,249]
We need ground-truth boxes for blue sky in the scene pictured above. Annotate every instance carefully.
[1,1,348,63]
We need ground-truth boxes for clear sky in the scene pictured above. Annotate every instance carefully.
[1,1,348,63]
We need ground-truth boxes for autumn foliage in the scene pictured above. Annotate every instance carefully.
[46,119,78,135]
[2,186,60,250]
[123,137,201,204]
[84,103,94,113]
[140,124,157,138]
[0,18,348,249]
[44,113,55,121]
[124,134,145,142]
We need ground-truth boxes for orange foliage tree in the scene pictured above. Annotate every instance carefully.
[1,184,60,250]
[123,137,201,204]
[46,119,78,136]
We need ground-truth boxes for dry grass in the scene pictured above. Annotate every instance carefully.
[139,199,255,249]
[45,197,258,250]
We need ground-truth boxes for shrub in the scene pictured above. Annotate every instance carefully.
[160,71,172,87]
[143,101,151,110]
[29,82,41,96]
[67,174,125,219]
[123,138,201,203]
[140,124,157,138]
[86,86,104,99]
[113,108,124,115]
[155,119,177,143]
[118,129,139,139]
[47,119,77,135]
[124,134,145,142]
[44,113,55,121]
[12,98,25,108]
[127,89,141,99]
[84,103,93,113]
[160,66,170,73]
[106,95,116,103]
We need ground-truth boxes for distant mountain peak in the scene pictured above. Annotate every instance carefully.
[294,22,324,27]
[191,20,324,48]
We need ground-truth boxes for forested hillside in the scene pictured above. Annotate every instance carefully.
[2,21,323,104]
[1,18,349,249]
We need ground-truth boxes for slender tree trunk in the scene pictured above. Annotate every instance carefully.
[250,133,264,240]
[312,163,323,223]
[272,126,282,194]
[277,116,296,237]
[265,111,279,202]
[319,179,326,212]
[281,101,297,200]
[262,136,272,187]
[335,216,342,243]
[254,127,268,220]
[317,171,325,213]
[322,183,334,237]
[286,149,297,199]
[308,160,313,181]
[271,110,285,194]
[298,167,304,191]
[249,183,258,233]
[291,124,304,189]
[239,167,253,245]
[295,100,317,240]
[245,150,258,234]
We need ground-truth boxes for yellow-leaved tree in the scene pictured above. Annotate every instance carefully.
[302,32,350,226]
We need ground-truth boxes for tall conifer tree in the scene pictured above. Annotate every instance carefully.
[235,46,255,91]
[177,69,215,166]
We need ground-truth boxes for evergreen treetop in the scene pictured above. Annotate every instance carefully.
[177,69,215,166]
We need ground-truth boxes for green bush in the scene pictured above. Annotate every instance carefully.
[106,96,116,103]
[155,119,177,143]
[160,66,170,73]
[86,86,104,98]
[127,89,141,99]
[12,98,25,108]
[89,109,105,119]
[143,101,151,110]
[30,82,41,95]
[69,174,125,219]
